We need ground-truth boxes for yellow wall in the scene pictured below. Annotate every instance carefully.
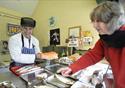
[0,6,28,41]
[0,0,99,50]
[33,0,99,50]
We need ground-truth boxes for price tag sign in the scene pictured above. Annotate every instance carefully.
[28,72,35,82]
[68,38,79,47]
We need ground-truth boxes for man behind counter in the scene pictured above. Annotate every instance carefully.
[8,17,57,75]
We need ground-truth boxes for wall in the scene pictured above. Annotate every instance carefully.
[0,6,28,41]
[0,0,99,50]
[33,0,99,50]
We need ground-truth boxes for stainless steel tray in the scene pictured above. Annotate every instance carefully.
[45,64,66,73]
[46,74,75,88]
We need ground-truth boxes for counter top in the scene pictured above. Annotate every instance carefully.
[0,66,26,88]
[0,61,68,88]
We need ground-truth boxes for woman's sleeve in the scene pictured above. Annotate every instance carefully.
[69,40,105,73]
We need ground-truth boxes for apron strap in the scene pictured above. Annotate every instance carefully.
[21,34,24,47]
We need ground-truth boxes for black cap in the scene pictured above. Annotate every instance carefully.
[21,17,36,28]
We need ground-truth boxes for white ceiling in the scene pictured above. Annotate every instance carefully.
[0,0,39,16]
[0,0,124,16]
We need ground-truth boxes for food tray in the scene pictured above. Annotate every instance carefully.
[46,74,75,88]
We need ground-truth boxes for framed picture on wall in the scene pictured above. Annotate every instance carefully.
[8,23,21,35]
[50,28,60,45]
[68,26,81,38]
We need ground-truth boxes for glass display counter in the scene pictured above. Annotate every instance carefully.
[0,59,75,88]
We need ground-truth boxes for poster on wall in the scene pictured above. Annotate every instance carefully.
[8,23,21,35]
[68,26,81,38]
[50,28,60,45]
[48,16,56,27]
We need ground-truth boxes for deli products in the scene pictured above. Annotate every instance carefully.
[54,74,75,85]
[39,52,58,60]
[68,53,80,62]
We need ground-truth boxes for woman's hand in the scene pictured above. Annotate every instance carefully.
[57,67,72,77]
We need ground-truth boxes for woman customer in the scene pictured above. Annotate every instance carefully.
[58,1,125,88]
